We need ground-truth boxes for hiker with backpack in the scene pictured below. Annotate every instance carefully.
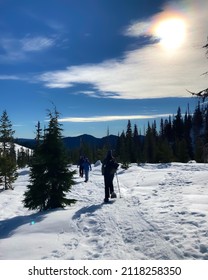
[102,150,119,203]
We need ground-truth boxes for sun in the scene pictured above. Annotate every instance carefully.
[154,17,186,51]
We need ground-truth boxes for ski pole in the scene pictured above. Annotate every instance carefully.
[115,171,121,198]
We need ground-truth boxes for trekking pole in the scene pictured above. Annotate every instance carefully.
[115,171,121,198]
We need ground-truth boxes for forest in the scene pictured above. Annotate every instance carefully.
[69,101,208,165]
[116,102,208,165]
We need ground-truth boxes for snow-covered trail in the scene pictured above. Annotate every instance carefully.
[57,165,186,260]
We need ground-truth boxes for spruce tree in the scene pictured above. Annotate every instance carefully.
[173,107,184,141]
[144,122,157,163]
[0,110,18,190]
[126,120,133,162]
[17,147,31,168]
[23,109,76,211]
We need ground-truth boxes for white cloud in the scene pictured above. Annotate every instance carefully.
[0,75,21,80]
[58,114,170,123]
[38,0,208,100]
[124,21,152,37]
[0,35,56,63]
[21,36,55,52]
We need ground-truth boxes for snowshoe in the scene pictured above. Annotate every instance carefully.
[111,192,117,199]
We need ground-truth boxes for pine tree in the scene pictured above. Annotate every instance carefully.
[173,107,184,141]
[184,110,193,159]
[0,110,18,190]
[174,139,190,162]
[157,138,174,163]
[118,130,129,166]
[164,116,173,143]
[144,122,157,163]
[35,121,42,145]
[23,109,76,211]
[132,124,139,162]
[192,103,203,140]
[126,120,134,162]
[17,147,31,168]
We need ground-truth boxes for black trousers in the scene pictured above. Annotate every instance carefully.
[104,173,114,199]
[79,166,84,177]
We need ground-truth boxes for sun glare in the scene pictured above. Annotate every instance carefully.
[154,17,186,51]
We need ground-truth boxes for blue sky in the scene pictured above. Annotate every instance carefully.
[0,0,207,139]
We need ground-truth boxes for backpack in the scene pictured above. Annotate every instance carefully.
[101,159,119,175]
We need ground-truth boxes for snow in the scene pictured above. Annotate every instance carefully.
[0,162,208,260]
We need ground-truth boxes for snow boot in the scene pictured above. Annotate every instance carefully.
[111,192,117,199]
[104,198,109,203]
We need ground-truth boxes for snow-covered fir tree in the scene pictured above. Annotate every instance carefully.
[0,110,18,190]
[23,108,76,211]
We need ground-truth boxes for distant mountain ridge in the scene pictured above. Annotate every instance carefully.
[15,134,119,150]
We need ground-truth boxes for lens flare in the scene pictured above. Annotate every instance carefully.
[152,11,187,51]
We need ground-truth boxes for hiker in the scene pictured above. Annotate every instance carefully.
[102,150,119,203]
[77,156,84,177]
[83,157,92,182]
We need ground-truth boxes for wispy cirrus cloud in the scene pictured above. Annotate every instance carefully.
[21,36,55,52]
[0,75,22,80]
[0,35,56,63]
[38,0,208,100]
[58,114,170,123]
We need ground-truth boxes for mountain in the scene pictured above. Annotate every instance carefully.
[62,134,118,149]
[14,138,36,149]
[15,134,119,150]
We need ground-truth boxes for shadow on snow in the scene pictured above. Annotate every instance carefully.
[72,200,115,220]
[0,212,46,239]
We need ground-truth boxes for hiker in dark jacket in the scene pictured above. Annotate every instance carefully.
[77,156,84,177]
[102,150,119,203]
[83,157,92,182]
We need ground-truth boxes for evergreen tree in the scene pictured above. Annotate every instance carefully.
[126,120,134,162]
[192,102,203,140]
[144,122,157,163]
[133,124,141,162]
[173,107,184,141]
[0,110,18,190]
[117,130,129,165]
[157,138,174,163]
[35,121,42,145]
[184,110,193,159]
[164,116,174,143]
[23,109,76,211]
[174,139,190,162]
[159,118,164,139]
[17,147,31,168]
[195,137,204,162]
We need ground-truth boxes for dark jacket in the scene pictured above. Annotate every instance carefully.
[102,150,119,176]
[83,158,92,171]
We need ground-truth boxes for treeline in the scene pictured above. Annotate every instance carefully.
[116,102,208,164]
[0,110,31,191]
[60,102,208,165]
